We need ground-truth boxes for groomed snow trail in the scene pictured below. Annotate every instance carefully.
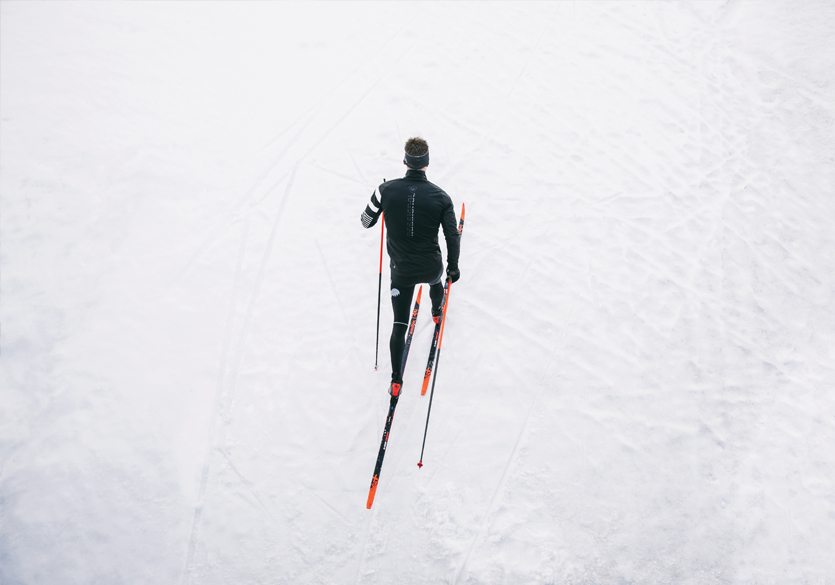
[2,2,834,585]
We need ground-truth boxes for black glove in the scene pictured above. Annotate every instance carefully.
[446,267,460,283]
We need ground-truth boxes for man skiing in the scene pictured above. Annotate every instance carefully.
[361,137,461,397]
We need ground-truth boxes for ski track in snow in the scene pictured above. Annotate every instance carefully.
[2,2,835,585]
[179,26,423,583]
[454,304,576,584]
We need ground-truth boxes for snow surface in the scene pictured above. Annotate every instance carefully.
[2,2,835,584]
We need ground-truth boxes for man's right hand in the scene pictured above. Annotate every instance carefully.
[447,267,460,283]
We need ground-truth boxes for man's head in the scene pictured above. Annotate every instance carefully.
[403,137,429,170]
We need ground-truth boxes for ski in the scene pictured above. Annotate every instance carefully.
[420,204,465,396]
[366,286,422,509]
[420,283,448,396]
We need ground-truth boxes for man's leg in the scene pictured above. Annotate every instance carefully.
[389,283,416,386]
[429,271,445,323]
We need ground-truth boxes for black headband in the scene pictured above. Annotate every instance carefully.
[404,151,429,169]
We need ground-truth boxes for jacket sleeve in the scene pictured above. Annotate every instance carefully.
[441,199,460,271]
[360,187,382,229]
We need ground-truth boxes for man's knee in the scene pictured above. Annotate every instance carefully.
[390,322,408,340]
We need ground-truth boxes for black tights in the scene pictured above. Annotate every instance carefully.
[389,281,444,380]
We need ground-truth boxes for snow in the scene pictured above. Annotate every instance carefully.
[2,2,834,584]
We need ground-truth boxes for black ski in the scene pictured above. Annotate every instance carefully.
[420,207,465,396]
[420,283,447,396]
[366,286,422,509]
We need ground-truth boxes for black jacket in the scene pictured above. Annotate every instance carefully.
[361,170,460,285]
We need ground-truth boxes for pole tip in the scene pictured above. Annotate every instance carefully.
[417,461,423,468]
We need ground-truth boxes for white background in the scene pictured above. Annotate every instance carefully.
[2,2,834,584]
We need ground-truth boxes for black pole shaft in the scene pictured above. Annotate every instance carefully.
[418,340,443,464]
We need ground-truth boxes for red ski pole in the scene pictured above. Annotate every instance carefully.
[375,212,384,370]
[418,203,464,468]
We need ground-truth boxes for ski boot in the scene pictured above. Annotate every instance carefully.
[389,373,403,398]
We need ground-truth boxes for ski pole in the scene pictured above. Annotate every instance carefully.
[418,203,464,467]
[421,204,465,395]
[374,211,384,370]
[417,280,451,468]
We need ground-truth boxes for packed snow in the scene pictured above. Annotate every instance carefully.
[2,2,834,584]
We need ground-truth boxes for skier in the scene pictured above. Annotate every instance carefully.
[361,137,460,397]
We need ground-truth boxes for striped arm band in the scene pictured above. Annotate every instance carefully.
[360,188,382,228]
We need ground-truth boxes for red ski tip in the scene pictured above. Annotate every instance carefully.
[417,461,423,468]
